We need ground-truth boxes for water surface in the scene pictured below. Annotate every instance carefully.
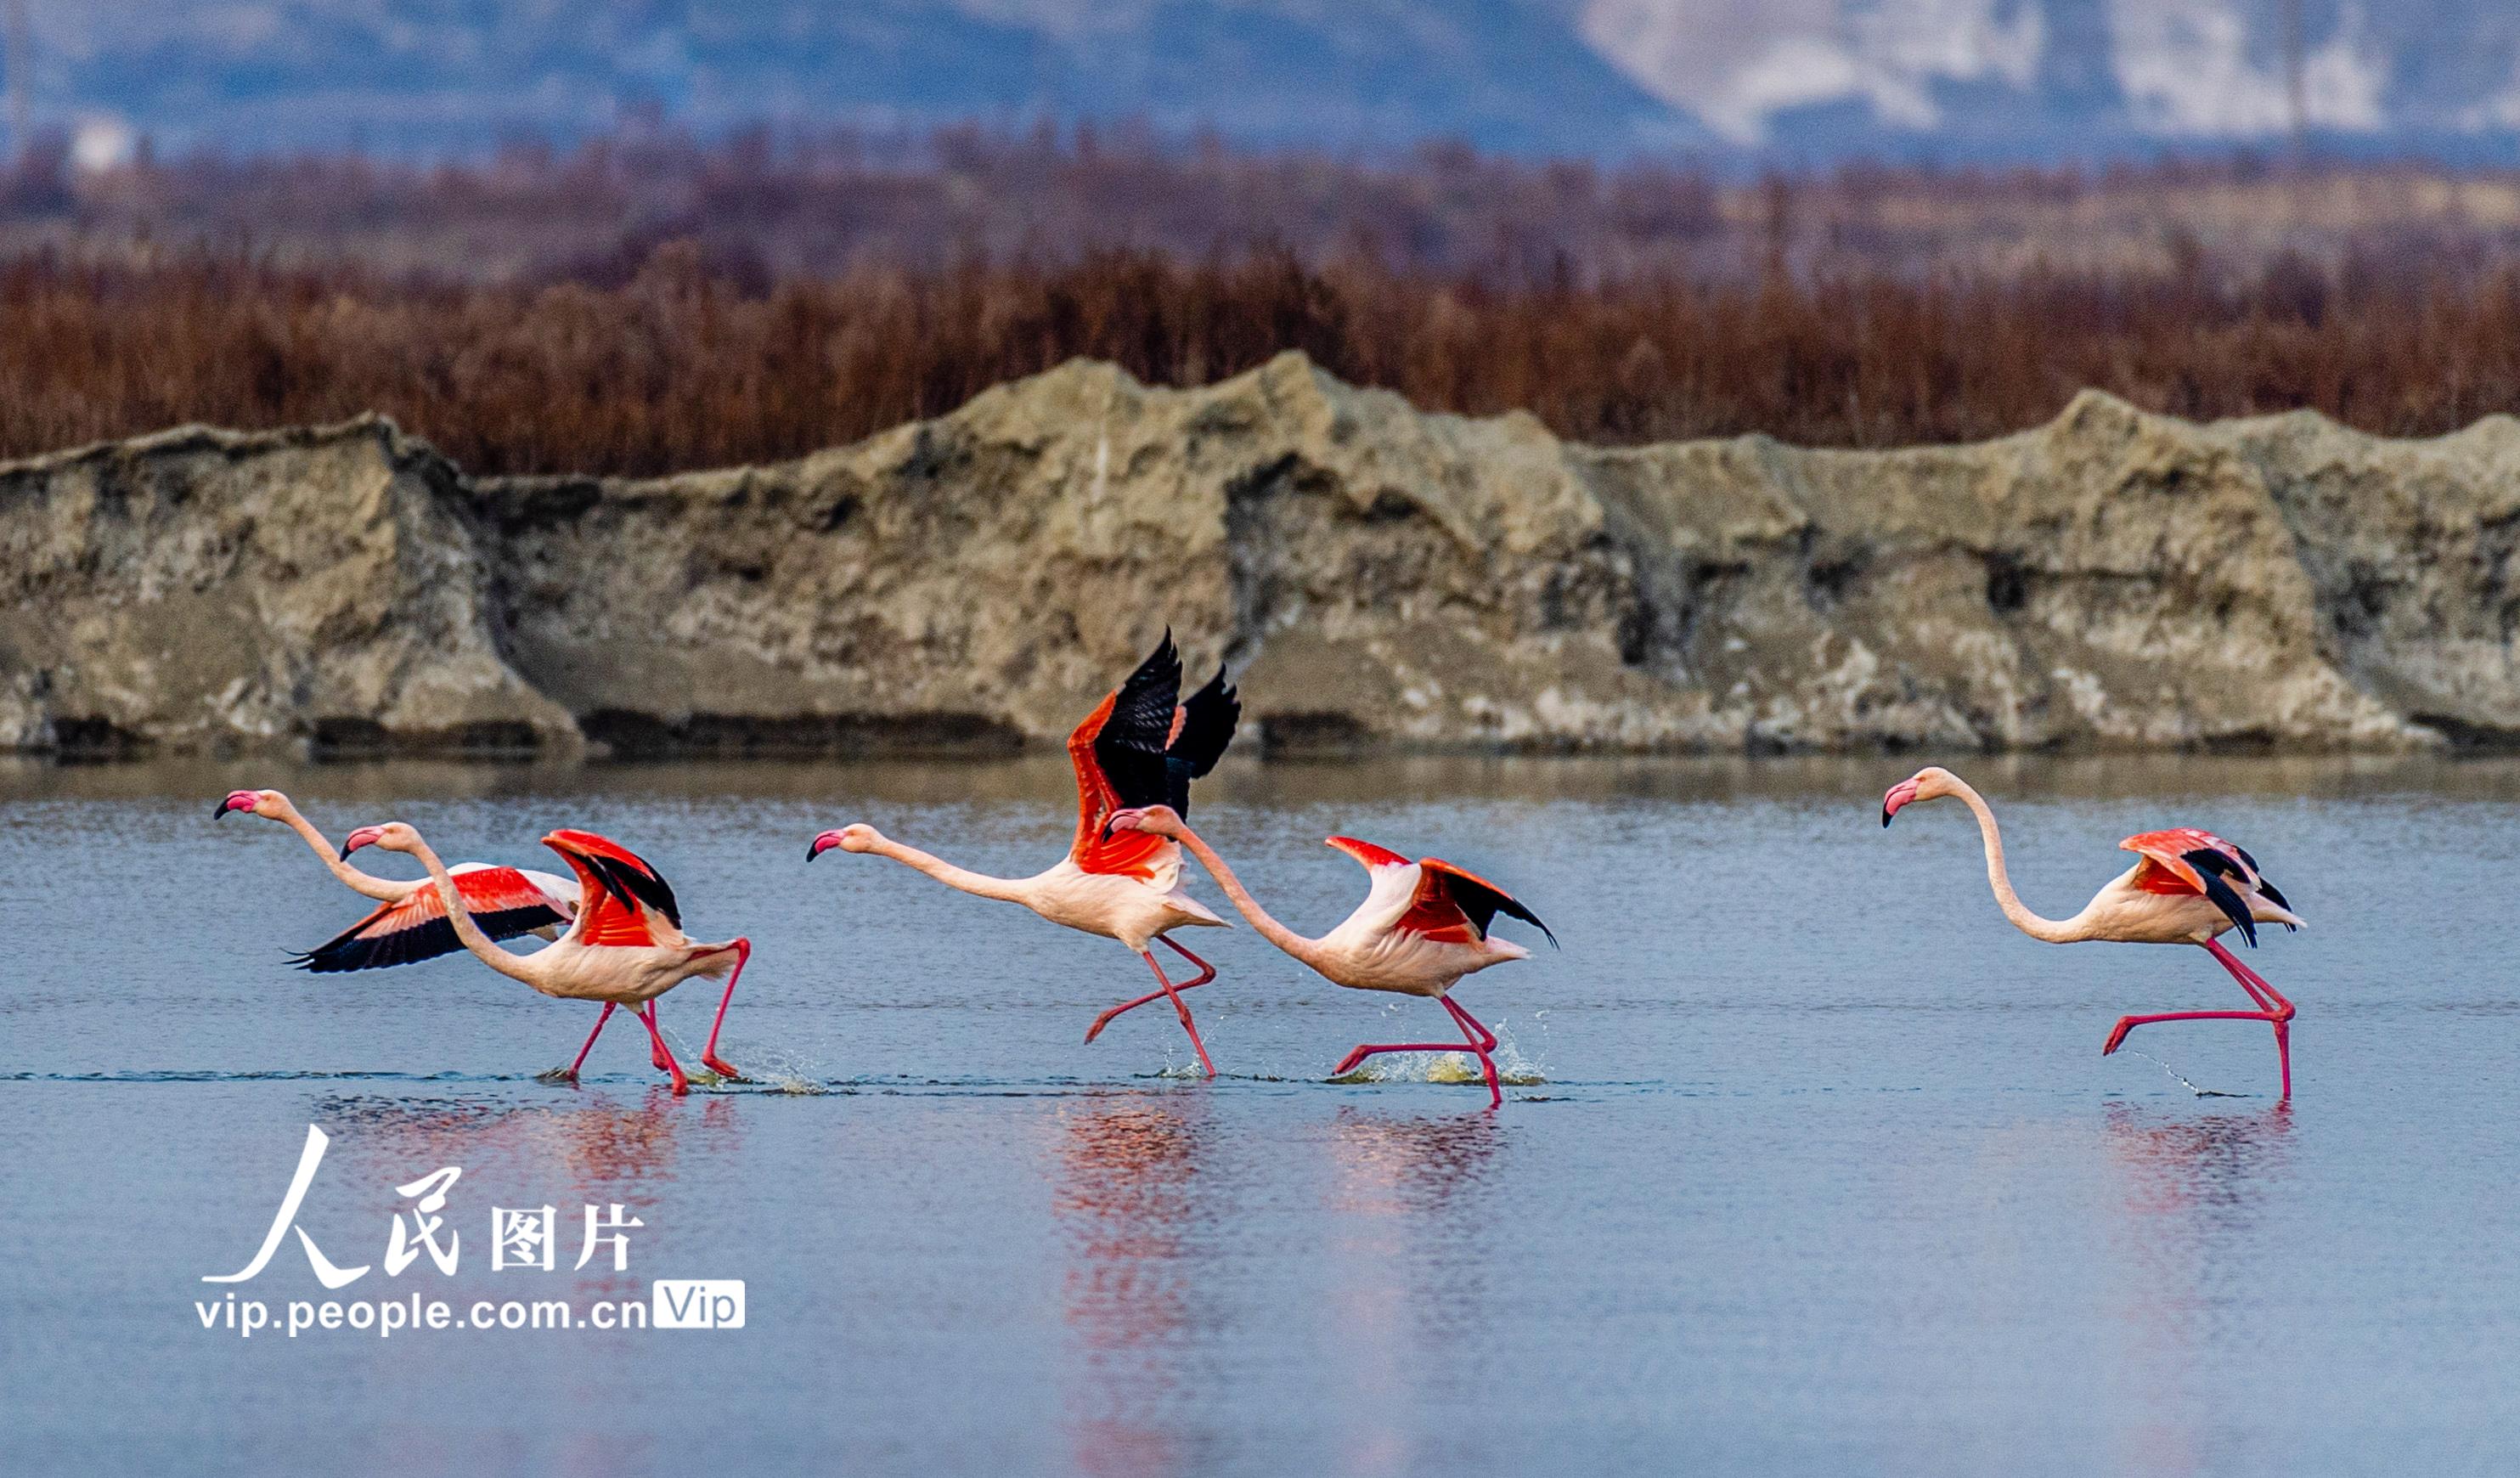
[4,753,2517,1475]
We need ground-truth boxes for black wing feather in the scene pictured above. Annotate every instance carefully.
[1163,664,1241,815]
[1094,630,1182,811]
[292,902,568,974]
[2183,849,2259,948]
[1442,874,1559,949]
[592,853,681,930]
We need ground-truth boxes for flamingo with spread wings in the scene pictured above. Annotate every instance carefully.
[341,822,752,1095]
[808,632,1240,1074]
[214,788,581,970]
[1881,765,2305,1097]
[1105,804,1554,1109]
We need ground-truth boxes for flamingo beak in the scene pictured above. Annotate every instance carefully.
[1880,779,1920,827]
[212,790,255,820]
[806,830,843,862]
[340,826,385,859]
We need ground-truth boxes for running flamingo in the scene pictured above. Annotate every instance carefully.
[215,788,580,971]
[1105,804,1554,1109]
[341,822,752,1095]
[807,633,1239,1074]
[1880,766,2304,1097]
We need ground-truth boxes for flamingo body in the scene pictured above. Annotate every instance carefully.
[1018,855,1226,953]
[1305,838,1543,995]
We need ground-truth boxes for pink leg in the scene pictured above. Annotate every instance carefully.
[2101,939,2296,1099]
[634,1001,690,1097]
[700,939,750,1080]
[1083,939,1218,1044]
[640,1003,673,1072]
[2207,939,2295,1100]
[1124,949,1215,1077]
[1333,995,1504,1110]
[1441,996,1504,1110]
[561,1003,617,1081]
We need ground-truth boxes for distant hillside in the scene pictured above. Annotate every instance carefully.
[20,1,2520,163]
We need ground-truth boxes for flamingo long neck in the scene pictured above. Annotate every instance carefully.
[870,835,1035,906]
[408,837,543,985]
[1948,778,2089,944]
[274,798,404,901]
[1164,823,1328,969]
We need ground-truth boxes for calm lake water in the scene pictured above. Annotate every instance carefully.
[6,753,2520,1475]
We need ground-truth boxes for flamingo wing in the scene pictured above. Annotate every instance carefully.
[1163,664,1241,813]
[2121,826,2277,945]
[543,829,679,947]
[292,865,575,974]
[1068,632,1184,878]
[1322,838,1554,946]
[1419,859,1558,946]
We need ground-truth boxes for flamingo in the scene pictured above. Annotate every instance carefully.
[214,788,581,971]
[806,633,1240,1074]
[340,822,752,1095]
[1103,804,1554,1109]
[1880,765,2305,1097]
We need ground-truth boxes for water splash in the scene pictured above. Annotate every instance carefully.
[1326,1018,1546,1088]
[645,1025,830,1095]
[2120,1049,2245,1098]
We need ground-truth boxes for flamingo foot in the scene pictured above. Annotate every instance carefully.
[702,1052,747,1082]
[535,1066,582,1086]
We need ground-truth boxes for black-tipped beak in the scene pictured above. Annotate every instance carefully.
[806,841,823,862]
[214,799,234,820]
[1880,804,1893,828]
[339,842,358,860]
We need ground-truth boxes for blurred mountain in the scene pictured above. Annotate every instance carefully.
[19,1,2520,161]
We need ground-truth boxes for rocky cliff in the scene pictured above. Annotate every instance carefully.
[6,353,2517,758]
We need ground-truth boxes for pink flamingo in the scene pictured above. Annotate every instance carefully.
[1105,804,1554,1109]
[1881,766,2305,1097]
[215,787,581,970]
[808,634,1239,1074]
[341,822,752,1095]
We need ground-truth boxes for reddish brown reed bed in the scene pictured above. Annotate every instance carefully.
[3,243,2518,476]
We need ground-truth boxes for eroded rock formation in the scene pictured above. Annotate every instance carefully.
[5,353,2516,757]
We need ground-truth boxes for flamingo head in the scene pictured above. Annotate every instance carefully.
[340,821,420,860]
[213,787,282,821]
[806,824,881,861]
[1106,804,1184,838]
[1880,766,1958,826]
